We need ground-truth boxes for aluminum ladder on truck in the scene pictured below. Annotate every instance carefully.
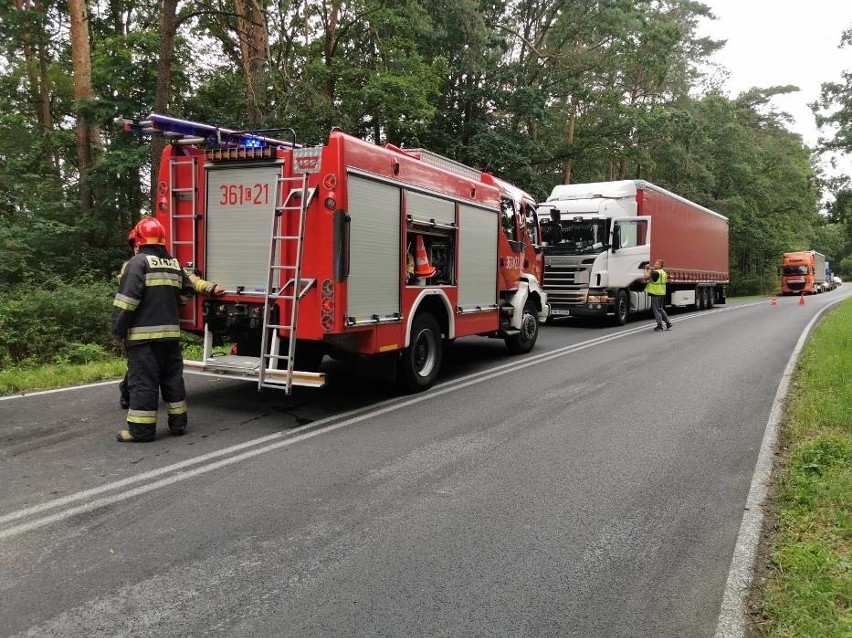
[168,154,199,327]
[257,173,319,393]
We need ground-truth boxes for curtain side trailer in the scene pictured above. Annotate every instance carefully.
[540,179,729,324]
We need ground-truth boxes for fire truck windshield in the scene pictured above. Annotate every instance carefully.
[542,219,608,256]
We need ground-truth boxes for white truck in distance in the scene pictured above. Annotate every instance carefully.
[539,180,729,325]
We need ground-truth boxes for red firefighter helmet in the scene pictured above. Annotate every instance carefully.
[128,217,167,248]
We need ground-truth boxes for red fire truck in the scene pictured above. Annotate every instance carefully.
[122,114,549,393]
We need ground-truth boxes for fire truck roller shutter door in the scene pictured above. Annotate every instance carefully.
[346,175,401,320]
[205,165,282,293]
[458,203,499,311]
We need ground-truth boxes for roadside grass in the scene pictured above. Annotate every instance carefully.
[0,338,224,396]
[749,297,852,637]
[0,358,128,396]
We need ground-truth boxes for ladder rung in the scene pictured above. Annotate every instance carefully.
[265,324,293,330]
[273,235,300,240]
[172,214,196,218]
[271,265,297,270]
[262,353,290,360]
[268,294,296,300]
[172,188,195,193]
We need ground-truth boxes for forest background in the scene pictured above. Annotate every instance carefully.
[1,0,851,368]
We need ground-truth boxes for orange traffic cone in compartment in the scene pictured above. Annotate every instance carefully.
[413,235,436,278]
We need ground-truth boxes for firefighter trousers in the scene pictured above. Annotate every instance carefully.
[125,340,188,440]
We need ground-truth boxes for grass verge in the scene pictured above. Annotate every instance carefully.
[0,339,219,396]
[748,297,852,636]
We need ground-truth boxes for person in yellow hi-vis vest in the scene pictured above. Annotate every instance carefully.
[643,258,672,332]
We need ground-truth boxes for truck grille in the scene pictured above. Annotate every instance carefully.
[544,264,589,304]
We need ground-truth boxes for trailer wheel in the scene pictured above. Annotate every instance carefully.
[506,300,539,354]
[695,287,706,311]
[613,290,629,326]
[398,314,442,392]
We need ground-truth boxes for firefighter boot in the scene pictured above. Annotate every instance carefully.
[116,429,155,443]
[168,413,188,437]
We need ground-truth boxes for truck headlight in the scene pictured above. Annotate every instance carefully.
[587,295,610,304]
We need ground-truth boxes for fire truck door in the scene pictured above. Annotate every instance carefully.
[346,175,401,321]
[205,164,283,293]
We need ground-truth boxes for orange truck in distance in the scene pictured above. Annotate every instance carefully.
[780,250,827,295]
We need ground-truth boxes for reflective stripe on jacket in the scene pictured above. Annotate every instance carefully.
[112,246,215,344]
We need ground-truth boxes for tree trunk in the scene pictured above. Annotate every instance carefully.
[18,0,57,173]
[69,0,98,213]
[562,103,577,185]
[235,0,268,125]
[151,0,179,213]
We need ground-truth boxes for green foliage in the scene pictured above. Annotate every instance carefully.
[0,280,119,367]
[788,435,850,481]
[0,0,849,294]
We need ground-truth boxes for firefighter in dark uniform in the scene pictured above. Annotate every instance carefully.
[112,217,225,442]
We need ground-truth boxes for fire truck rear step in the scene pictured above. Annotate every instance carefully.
[183,355,325,388]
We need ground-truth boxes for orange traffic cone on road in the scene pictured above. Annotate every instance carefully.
[413,235,436,278]
[770,295,777,306]
[799,293,806,306]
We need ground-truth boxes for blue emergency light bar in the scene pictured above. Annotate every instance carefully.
[120,113,297,149]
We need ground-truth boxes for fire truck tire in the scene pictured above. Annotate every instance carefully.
[506,300,539,355]
[613,289,629,326]
[398,314,443,392]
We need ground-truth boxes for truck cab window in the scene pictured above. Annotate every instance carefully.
[615,219,648,248]
[522,201,540,245]
[501,196,517,241]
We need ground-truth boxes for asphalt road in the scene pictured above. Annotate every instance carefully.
[2,289,850,637]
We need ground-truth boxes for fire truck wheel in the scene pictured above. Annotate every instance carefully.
[613,289,629,326]
[398,314,443,392]
[506,300,539,355]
